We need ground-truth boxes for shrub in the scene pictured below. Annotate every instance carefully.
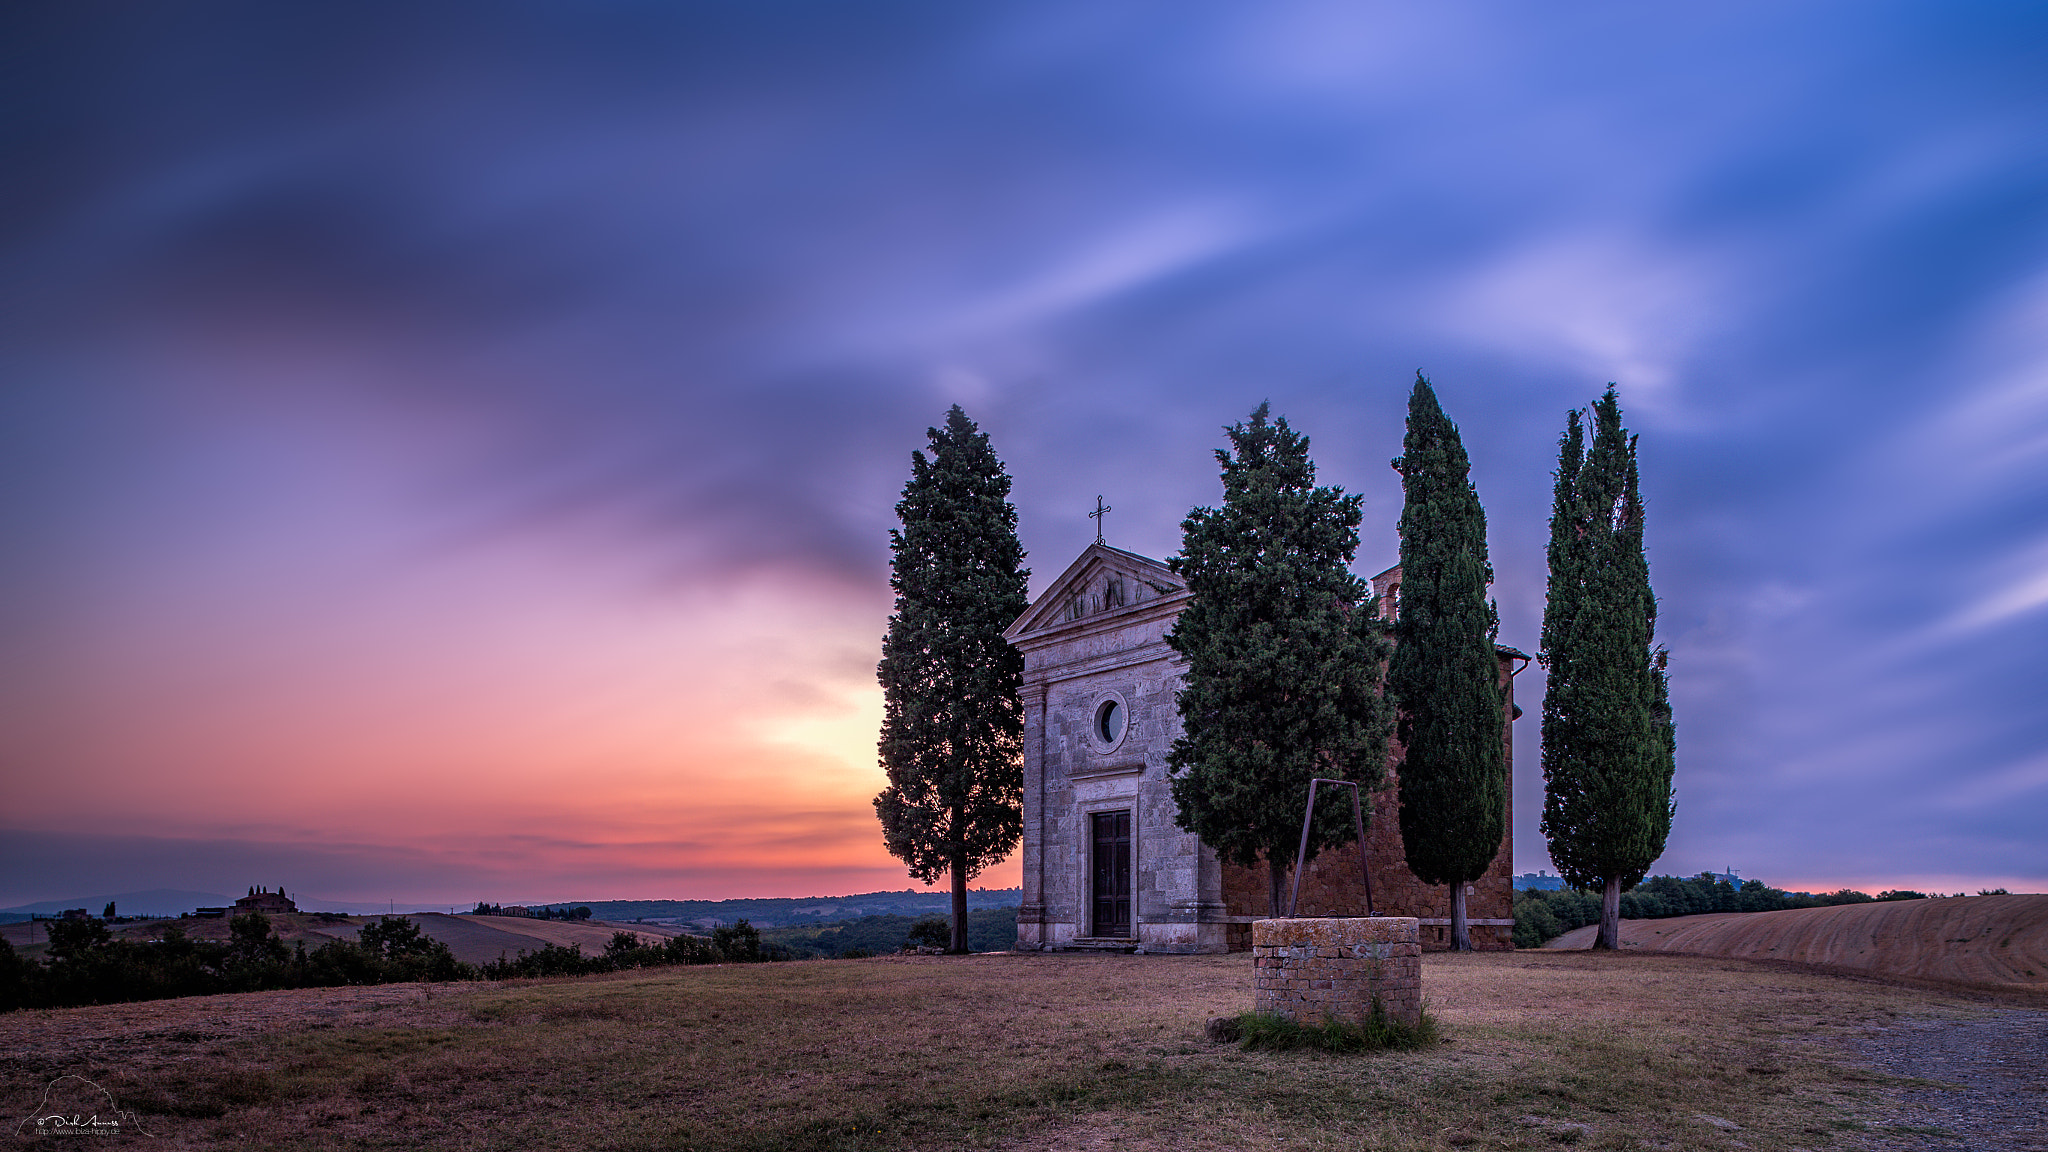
[45,917,113,961]
[713,920,763,962]
[905,916,951,950]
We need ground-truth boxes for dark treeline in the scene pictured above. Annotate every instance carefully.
[0,914,788,1012]
[1513,873,1935,948]
[471,903,593,921]
[479,922,798,978]
[0,913,466,1011]
[764,908,1018,958]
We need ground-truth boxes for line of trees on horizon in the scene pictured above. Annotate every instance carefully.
[472,903,593,920]
[1511,874,1948,948]
[0,912,792,1013]
[761,908,1019,958]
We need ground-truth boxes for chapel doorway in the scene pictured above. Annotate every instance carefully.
[1091,810,1132,937]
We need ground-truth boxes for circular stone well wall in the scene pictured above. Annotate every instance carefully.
[1251,917,1421,1027]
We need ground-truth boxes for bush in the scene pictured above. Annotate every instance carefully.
[713,920,764,962]
[905,916,950,950]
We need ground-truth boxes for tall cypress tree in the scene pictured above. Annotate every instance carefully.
[1387,376,1505,951]
[1166,404,1394,917]
[874,406,1031,953]
[1540,388,1674,950]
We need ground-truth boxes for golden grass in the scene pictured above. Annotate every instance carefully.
[0,950,2017,1150]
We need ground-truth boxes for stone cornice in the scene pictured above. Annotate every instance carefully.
[1008,592,1190,651]
[1023,644,1187,686]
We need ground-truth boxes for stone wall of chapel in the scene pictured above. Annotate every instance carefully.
[1219,779,1515,951]
[1014,548,1522,954]
[1219,652,1521,951]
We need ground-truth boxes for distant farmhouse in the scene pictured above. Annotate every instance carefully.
[195,885,297,918]
[1006,544,1527,953]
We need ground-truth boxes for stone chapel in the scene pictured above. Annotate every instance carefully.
[1005,543,1527,953]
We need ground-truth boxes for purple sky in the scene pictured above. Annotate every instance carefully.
[3,2,2045,905]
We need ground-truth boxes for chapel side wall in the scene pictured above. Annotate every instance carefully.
[1219,652,1520,951]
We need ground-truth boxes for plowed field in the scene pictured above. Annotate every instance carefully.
[1545,893,2048,991]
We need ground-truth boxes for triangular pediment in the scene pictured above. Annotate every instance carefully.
[1004,544,1187,641]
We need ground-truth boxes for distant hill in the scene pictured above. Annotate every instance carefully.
[0,887,1024,928]
[1544,893,2047,991]
[522,888,1022,929]
[0,891,463,922]
[0,889,233,921]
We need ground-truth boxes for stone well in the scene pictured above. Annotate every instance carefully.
[1251,917,1421,1027]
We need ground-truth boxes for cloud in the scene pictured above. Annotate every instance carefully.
[4,1,2047,901]
[1451,233,1733,422]
[1932,537,2048,636]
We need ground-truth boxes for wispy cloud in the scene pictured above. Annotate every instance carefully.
[4,1,2046,901]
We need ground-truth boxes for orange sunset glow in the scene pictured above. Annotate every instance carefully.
[5,442,993,903]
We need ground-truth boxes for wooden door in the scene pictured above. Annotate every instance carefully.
[1091,810,1132,937]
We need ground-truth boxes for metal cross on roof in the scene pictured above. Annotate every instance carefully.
[1090,495,1112,545]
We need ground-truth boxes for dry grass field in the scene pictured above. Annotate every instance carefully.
[1544,894,2048,992]
[3,949,2038,1151]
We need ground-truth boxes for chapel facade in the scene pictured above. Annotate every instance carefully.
[1005,543,1526,953]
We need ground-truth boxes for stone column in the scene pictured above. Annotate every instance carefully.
[1016,682,1049,947]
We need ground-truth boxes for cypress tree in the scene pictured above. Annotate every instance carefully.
[874,406,1031,953]
[1387,376,1505,951]
[1539,388,1675,950]
[1166,404,1394,917]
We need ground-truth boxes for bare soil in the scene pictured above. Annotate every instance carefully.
[1545,894,2048,993]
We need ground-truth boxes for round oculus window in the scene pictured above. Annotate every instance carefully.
[1096,699,1124,744]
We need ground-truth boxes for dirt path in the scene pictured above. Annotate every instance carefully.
[1848,1009,2048,1151]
